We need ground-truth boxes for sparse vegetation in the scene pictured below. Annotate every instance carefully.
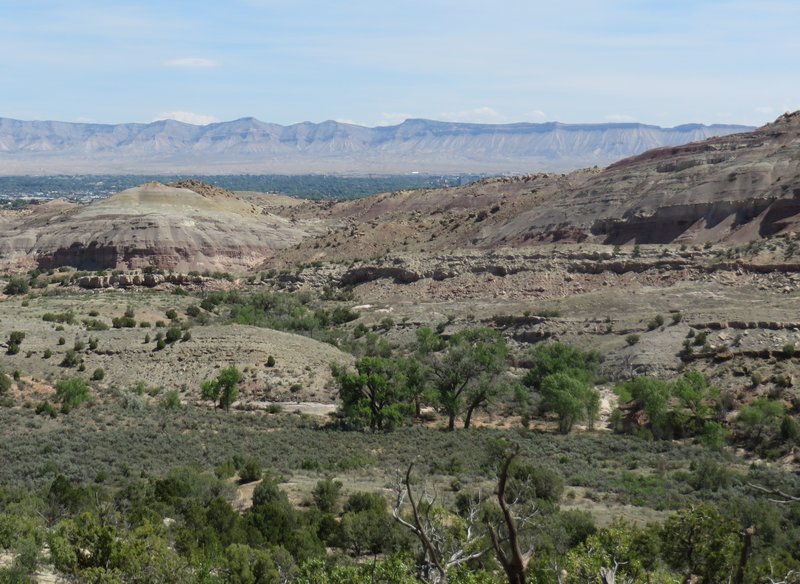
[0,176,799,583]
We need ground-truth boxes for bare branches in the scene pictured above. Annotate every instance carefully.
[747,482,800,504]
[393,462,490,584]
[489,443,529,584]
[599,560,633,584]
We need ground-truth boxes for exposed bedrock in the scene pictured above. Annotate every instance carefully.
[590,197,799,245]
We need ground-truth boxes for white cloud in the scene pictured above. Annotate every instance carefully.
[163,57,218,68]
[605,114,635,122]
[377,112,416,126]
[154,111,219,125]
[439,107,504,123]
[526,110,548,121]
[334,118,365,126]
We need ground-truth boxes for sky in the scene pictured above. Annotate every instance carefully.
[2,0,799,128]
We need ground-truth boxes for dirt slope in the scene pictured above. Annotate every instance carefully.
[277,113,800,266]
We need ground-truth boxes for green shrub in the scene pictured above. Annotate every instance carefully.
[186,304,201,317]
[3,276,29,295]
[8,331,25,345]
[775,374,792,389]
[266,355,276,368]
[181,331,191,342]
[60,349,81,368]
[239,459,263,484]
[35,401,58,418]
[82,319,109,331]
[165,327,182,344]
[625,334,640,346]
[91,368,105,381]
[55,378,90,413]
[312,478,343,513]
[58,336,66,345]
[165,308,178,320]
[160,390,181,410]
[508,463,564,503]
[215,461,236,479]
[112,316,136,328]
[42,311,75,324]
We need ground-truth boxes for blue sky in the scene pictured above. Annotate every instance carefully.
[2,0,799,127]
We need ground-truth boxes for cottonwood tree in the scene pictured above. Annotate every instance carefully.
[521,342,600,433]
[539,372,599,434]
[331,356,413,431]
[201,366,242,411]
[428,327,508,430]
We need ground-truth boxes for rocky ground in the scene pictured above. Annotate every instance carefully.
[2,239,797,419]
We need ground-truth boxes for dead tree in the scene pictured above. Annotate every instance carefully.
[747,482,800,504]
[393,463,490,584]
[486,444,534,584]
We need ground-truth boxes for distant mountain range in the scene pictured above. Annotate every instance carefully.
[0,116,753,175]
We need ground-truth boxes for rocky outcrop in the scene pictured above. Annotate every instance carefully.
[76,272,205,289]
[469,112,800,247]
[340,266,422,285]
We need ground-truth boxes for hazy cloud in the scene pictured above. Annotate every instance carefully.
[439,107,504,123]
[377,113,416,126]
[605,114,635,122]
[163,57,218,68]
[334,118,368,126]
[154,111,219,125]
[526,110,548,121]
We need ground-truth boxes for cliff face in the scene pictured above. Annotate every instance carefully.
[0,116,751,174]
[472,112,800,247]
[271,114,800,267]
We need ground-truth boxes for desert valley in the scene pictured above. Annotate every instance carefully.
[0,109,798,583]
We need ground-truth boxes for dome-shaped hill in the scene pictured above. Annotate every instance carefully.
[80,182,254,217]
[0,182,313,271]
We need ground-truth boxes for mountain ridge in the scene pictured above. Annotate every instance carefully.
[0,116,753,175]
